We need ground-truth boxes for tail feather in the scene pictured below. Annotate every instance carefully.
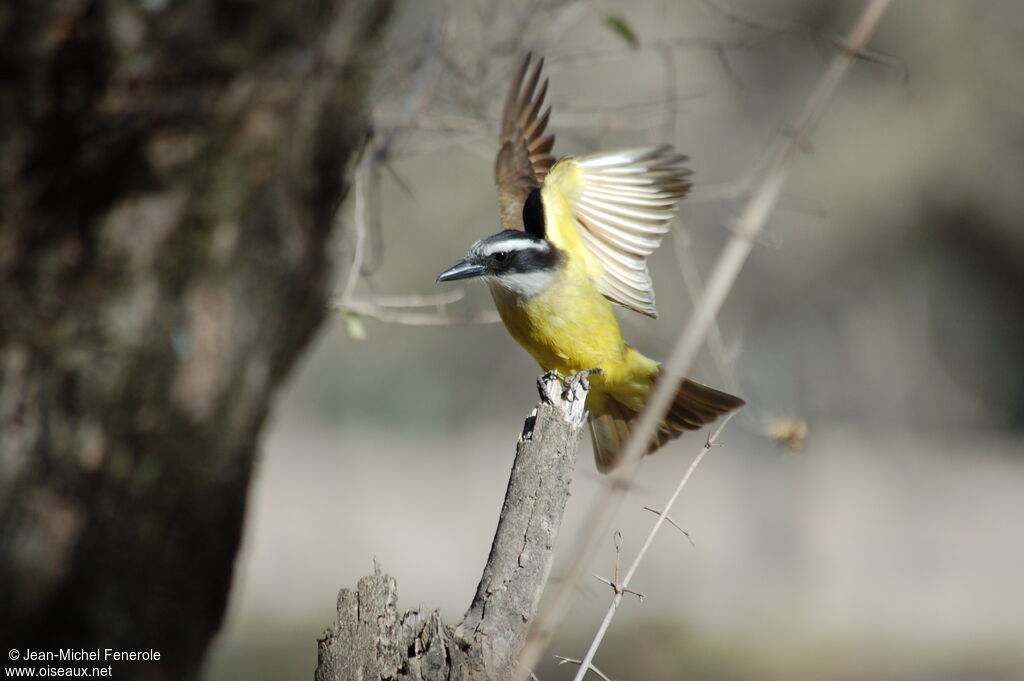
[589,374,744,473]
[589,398,637,473]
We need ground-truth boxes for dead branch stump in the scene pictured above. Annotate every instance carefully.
[316,374,589,681]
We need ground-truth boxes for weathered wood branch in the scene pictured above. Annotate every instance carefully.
[0,1,392,679]
[315,373,590,681]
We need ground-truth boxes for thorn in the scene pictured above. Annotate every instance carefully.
[705,433,725,448]
[553,655,615,680]
[622,586,645,601]
[593,573,644,601]
[830,35,907,82]
[612,531,622,585]
[642,506,695,546]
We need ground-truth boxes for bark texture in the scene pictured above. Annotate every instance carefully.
[316,374,589,681]
[0,1,391,679]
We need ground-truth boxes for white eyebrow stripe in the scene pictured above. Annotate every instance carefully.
[477,238,547,255]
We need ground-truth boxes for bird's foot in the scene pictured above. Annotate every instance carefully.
[535,369,599,426]
[536,368,601,405]
[562,367,603,401]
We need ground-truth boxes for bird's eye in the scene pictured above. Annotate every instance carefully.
[493,251,509,262]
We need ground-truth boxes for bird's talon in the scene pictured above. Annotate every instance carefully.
[561,367,602,398]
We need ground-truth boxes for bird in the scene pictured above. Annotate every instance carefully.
[437,54,744,472]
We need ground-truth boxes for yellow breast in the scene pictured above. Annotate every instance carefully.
[488,256,657,406]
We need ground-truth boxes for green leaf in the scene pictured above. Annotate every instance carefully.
[604,14,639,49]
[343,311,367,340]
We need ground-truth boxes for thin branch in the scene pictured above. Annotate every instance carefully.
[671,226,740,396]
[548,36,761,68]
[535,0,589,47]
[332,297,500,326]
[697,0,805,34]
[570,416,734,681]
[361,290,467,308]
[339,169,369,305]
[515,1,894,676]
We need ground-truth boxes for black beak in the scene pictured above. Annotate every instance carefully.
[437,259,486,282]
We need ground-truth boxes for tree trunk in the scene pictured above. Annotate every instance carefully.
[0,1,392,679]
[315,374,590,681]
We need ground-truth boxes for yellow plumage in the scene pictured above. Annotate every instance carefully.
[490,251,659,411]
[490,155,743,471]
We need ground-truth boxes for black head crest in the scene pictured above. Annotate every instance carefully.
[522,187,545,238]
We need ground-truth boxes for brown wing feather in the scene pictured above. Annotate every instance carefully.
[494,53,557,231]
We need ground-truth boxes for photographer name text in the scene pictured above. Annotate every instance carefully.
[16,649,160,663]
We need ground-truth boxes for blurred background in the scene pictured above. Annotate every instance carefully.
[203,1,1024,679]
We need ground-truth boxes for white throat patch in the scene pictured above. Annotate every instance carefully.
[485,268,557,299]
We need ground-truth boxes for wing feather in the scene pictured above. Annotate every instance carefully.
[583,186,681,204]
[577,196,677,222]
[541,145,692,317]
[494,54,557,231]
[492,56,690,318]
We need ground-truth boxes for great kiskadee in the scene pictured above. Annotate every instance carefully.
[437,54,744,472]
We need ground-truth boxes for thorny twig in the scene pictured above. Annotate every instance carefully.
[569,416,735,681]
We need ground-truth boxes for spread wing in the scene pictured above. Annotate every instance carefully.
[540,146,692,318]
[494,53,557,231]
